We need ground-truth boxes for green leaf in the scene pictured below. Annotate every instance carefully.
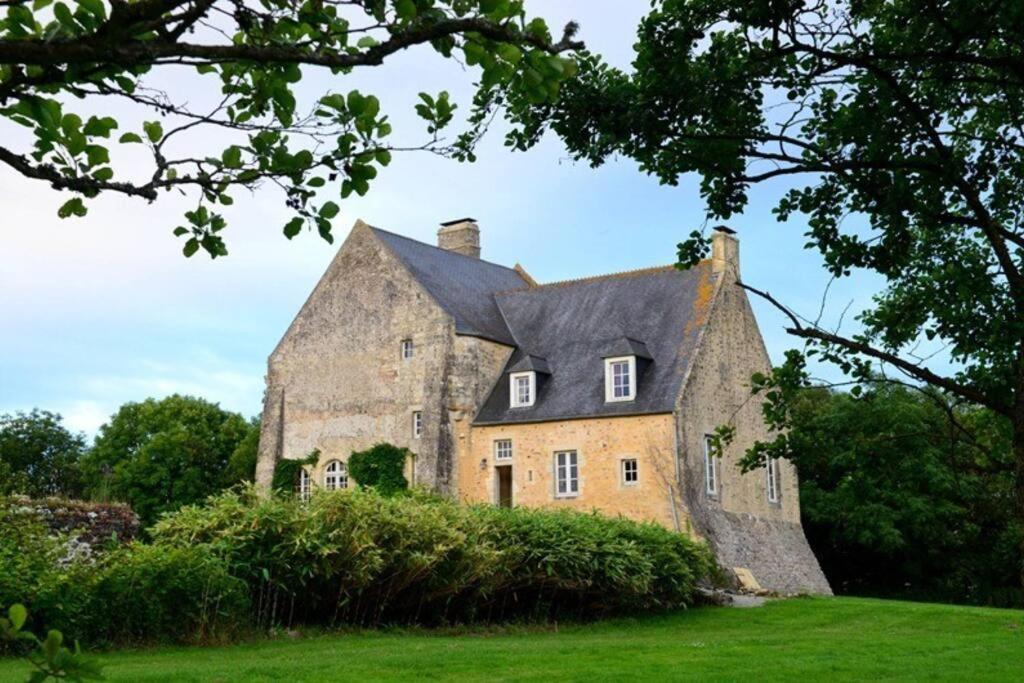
[76,0,106,19]
[183,238,200,257]
[319,201,340,219]
[222,146,243,169]
[83,115,117,138]
[57,197,87,218]
[8,605,27,631]
[356,36,379,48]
[60,113,82,137]
[394,0,416,20]
[118,132,143,144]
[143,120,163,143]
[173,226,190,236]
[283,217,303,239]
[91,167,113,181]
[84,144,109,167]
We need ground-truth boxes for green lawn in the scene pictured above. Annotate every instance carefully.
[1,597,1021,681]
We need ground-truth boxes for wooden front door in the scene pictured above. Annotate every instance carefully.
[496,465,513,508]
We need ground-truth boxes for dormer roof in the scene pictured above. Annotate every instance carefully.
[508,354,552,374]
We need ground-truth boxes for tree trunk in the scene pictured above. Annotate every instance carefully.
[1014,401,1024,589]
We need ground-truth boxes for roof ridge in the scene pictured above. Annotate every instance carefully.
[495,260,711,295]
[367,225,522,276]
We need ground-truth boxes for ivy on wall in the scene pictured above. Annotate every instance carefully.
[347,443,410,496]
[271,450,320,494]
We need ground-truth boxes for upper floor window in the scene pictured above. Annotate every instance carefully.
[766,456,780,503]
[621,458,638,485]
[510,371,535,408]
[555,450,579,498]
[495,439,513,461]
[324,460,348,490]
[704,436,718,496]
[297,468,311,502]
[401,339,414,360]
[412,411,423,438]
[604,356,636,402]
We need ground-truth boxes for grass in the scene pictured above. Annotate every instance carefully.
[1,597,1021,681]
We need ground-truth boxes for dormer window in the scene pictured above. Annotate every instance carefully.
[510,371,535,408]
[604,356,636,402]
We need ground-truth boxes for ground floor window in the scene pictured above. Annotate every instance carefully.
[298,468,311,501]
[555,450,579,497]
[495,439,513,461]
[324,460,348,490]
[621,458,638,485]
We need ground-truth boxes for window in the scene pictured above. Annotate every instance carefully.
[621,458,638,485]
[297,468,311,502]
[704,436,718,496]
[604,356,636,402]
[495,439,513,461]
[401,339,414,360]
[554,450,579,497]
[510,371,535,408]
[412,411,423,438]
[766,456,780,503]
[324,460,348,490]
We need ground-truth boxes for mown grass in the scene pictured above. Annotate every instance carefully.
[1,597,1021,681]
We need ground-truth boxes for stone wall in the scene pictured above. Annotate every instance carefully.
[674,268,831,595]
[256,222,513,495]
[6,496,139,545]
[460,414,682,529]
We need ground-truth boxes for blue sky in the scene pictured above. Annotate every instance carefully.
[0,2,883,437]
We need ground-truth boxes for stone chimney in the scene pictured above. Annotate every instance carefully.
[437,218,480,258]
[711,226,739,277]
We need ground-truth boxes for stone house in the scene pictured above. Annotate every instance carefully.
[256,218,830,595]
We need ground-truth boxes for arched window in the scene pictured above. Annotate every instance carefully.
[297,468,311,502]
[324,460,348,490]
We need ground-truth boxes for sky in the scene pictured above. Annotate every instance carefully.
[0,1,885,437]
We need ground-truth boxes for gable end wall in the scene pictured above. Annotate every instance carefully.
[675,275,831,595]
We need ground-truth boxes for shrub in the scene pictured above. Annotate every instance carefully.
[153,486,714,626]
[0,503,63,614]
[32,544,248,648]
[347,443,409,496]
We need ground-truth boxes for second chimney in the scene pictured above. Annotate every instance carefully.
[438,218,480,258]
[711,226,739,277]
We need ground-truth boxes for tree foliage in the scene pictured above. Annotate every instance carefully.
[0,0,580,257]
[781,384,1020,606]
[347,442,409,495]
[80,394,257,526]
[0,409,87,498]
[509,0,1024,580]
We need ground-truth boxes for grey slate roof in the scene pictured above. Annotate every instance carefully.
[509,354,552,374]
[475,264,717,425]
[370,227,527,345]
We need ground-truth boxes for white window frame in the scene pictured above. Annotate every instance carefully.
[604,356,637,402]
[704,436,718,496]
[509,371,536,408]
[298,468,311,502]
[494,439,513,461]
[554,450,579,498]
[324,460,348,490]
[401,338,414,360]
[621,458,639,485]
[766,456,780,503]
[412,410,423,438]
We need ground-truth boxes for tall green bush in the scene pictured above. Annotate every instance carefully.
[153,486,714,626]
[347,443,409,496]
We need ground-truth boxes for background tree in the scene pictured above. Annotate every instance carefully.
[0,410,86,498]
[0,0,580,257]
[508,0,1024,581]
[786,384,1020,606]
[81,394,257,526]
[225,417,260,484]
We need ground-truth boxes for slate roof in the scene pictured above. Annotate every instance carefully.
[475,264,717,425]
[370,226,718,425]
[370,227,527,345]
